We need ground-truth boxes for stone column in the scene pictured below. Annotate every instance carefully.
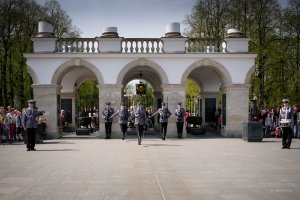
[32,84,62,139]
[60,92,76,131]
[221,84,250,137]
[98,84,123,138]
[152,91,162,130]
[200,91,219,127]
[161,84,186,138]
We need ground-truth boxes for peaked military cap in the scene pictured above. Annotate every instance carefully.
[177,102,182,105]
[282,99,289,103]
[106,101,111,105]
[27,99,36,103]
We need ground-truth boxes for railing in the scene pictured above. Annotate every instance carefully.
[121,38,164,53]
[185,38,227,53]
[55,37,227,53]
[56,38,99,53]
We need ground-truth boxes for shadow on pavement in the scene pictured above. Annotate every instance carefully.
[36,149,79,151]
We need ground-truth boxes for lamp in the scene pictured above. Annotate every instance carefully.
[136,70,147,95]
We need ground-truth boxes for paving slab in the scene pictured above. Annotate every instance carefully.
[0,137,300,200]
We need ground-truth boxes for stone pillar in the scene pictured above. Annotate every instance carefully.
[161,84,186,138]
[225,29,250,53]
[161,22,187,53]
[60,92,76,131]
[200,91,219,127]
[32,84,62,139]
[96,27,123,53]
[221,84,250,137]
[98,84,123,138]
[152,91,162,129]
[31,22,57,53]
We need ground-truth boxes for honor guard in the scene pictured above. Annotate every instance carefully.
[279,99,294,149]
[22,100,38,151]
[110,102,130,140]
[133,101,147,145]
[151,102,171,140]
[174,102,185,138]
[102,102,114,139]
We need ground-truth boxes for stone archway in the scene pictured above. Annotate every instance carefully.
[26,65,39,84]
[182,59,232,130]
[53,60,102,133]
[116,59,167,133]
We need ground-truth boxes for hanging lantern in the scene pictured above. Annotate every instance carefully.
[136,70,147,95]
[136,82,147,95]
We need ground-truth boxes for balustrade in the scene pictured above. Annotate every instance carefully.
[185,38,227,53]
[121,38,164,53]
[56,38,99,53]
[55,37,227,53]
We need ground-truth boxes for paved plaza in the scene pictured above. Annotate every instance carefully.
[0,134,300,200]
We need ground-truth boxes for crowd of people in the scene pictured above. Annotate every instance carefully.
[253,103,300,139]
[0,103,47,145]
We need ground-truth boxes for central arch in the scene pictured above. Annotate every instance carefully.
[117,58,169,87]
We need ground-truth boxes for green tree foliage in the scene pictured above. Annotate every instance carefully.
[185,0,300,107]
[76,80,98,110]
[0,0,80,108]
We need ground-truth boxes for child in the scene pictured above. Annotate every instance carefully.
[264,113,273,137]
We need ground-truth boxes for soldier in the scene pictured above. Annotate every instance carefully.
[22,100,38,151]
[110,102,130,140]
[133,101,147,145]
[151,102,171,140]
[174,102,185,138]
[279,99,294,149]
[102,102,114,139]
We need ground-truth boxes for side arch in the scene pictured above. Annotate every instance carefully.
[244,64,256,84]
[26,65,39,84]
[51,58,104,85]
[181,58,233,86]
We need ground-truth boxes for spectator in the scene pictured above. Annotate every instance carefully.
[293,104,299,138]
[264,112,273,138]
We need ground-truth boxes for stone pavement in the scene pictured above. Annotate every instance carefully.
[0,136,300,200]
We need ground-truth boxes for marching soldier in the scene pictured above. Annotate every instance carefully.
[174,102,185,138]
[279,99,294,149]
[102,102,114,139]
[133,101,147,145]
[151,102,171,140]
[22,100,38,151]
[110,102,130,140]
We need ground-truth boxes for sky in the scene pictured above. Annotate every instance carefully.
[36,0,196,38]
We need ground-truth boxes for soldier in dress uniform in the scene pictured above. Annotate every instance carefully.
[110,102,130,140]
[102,102,114,139]
[151,102,171,140]
[279,99,294,149]
[174,102,185,138]
[133,101,147,145]
[22,100,38,151]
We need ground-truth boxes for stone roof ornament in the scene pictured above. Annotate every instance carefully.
[36,21,54,37]
[227,29,244,38]
[101,27,119,38]
[165,22,182,38]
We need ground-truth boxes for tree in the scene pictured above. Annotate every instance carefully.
[0,0,81,108]
[184,0,300,107]
[43,0,81,38]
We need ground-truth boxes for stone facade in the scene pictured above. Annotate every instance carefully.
[24,22,256,139]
